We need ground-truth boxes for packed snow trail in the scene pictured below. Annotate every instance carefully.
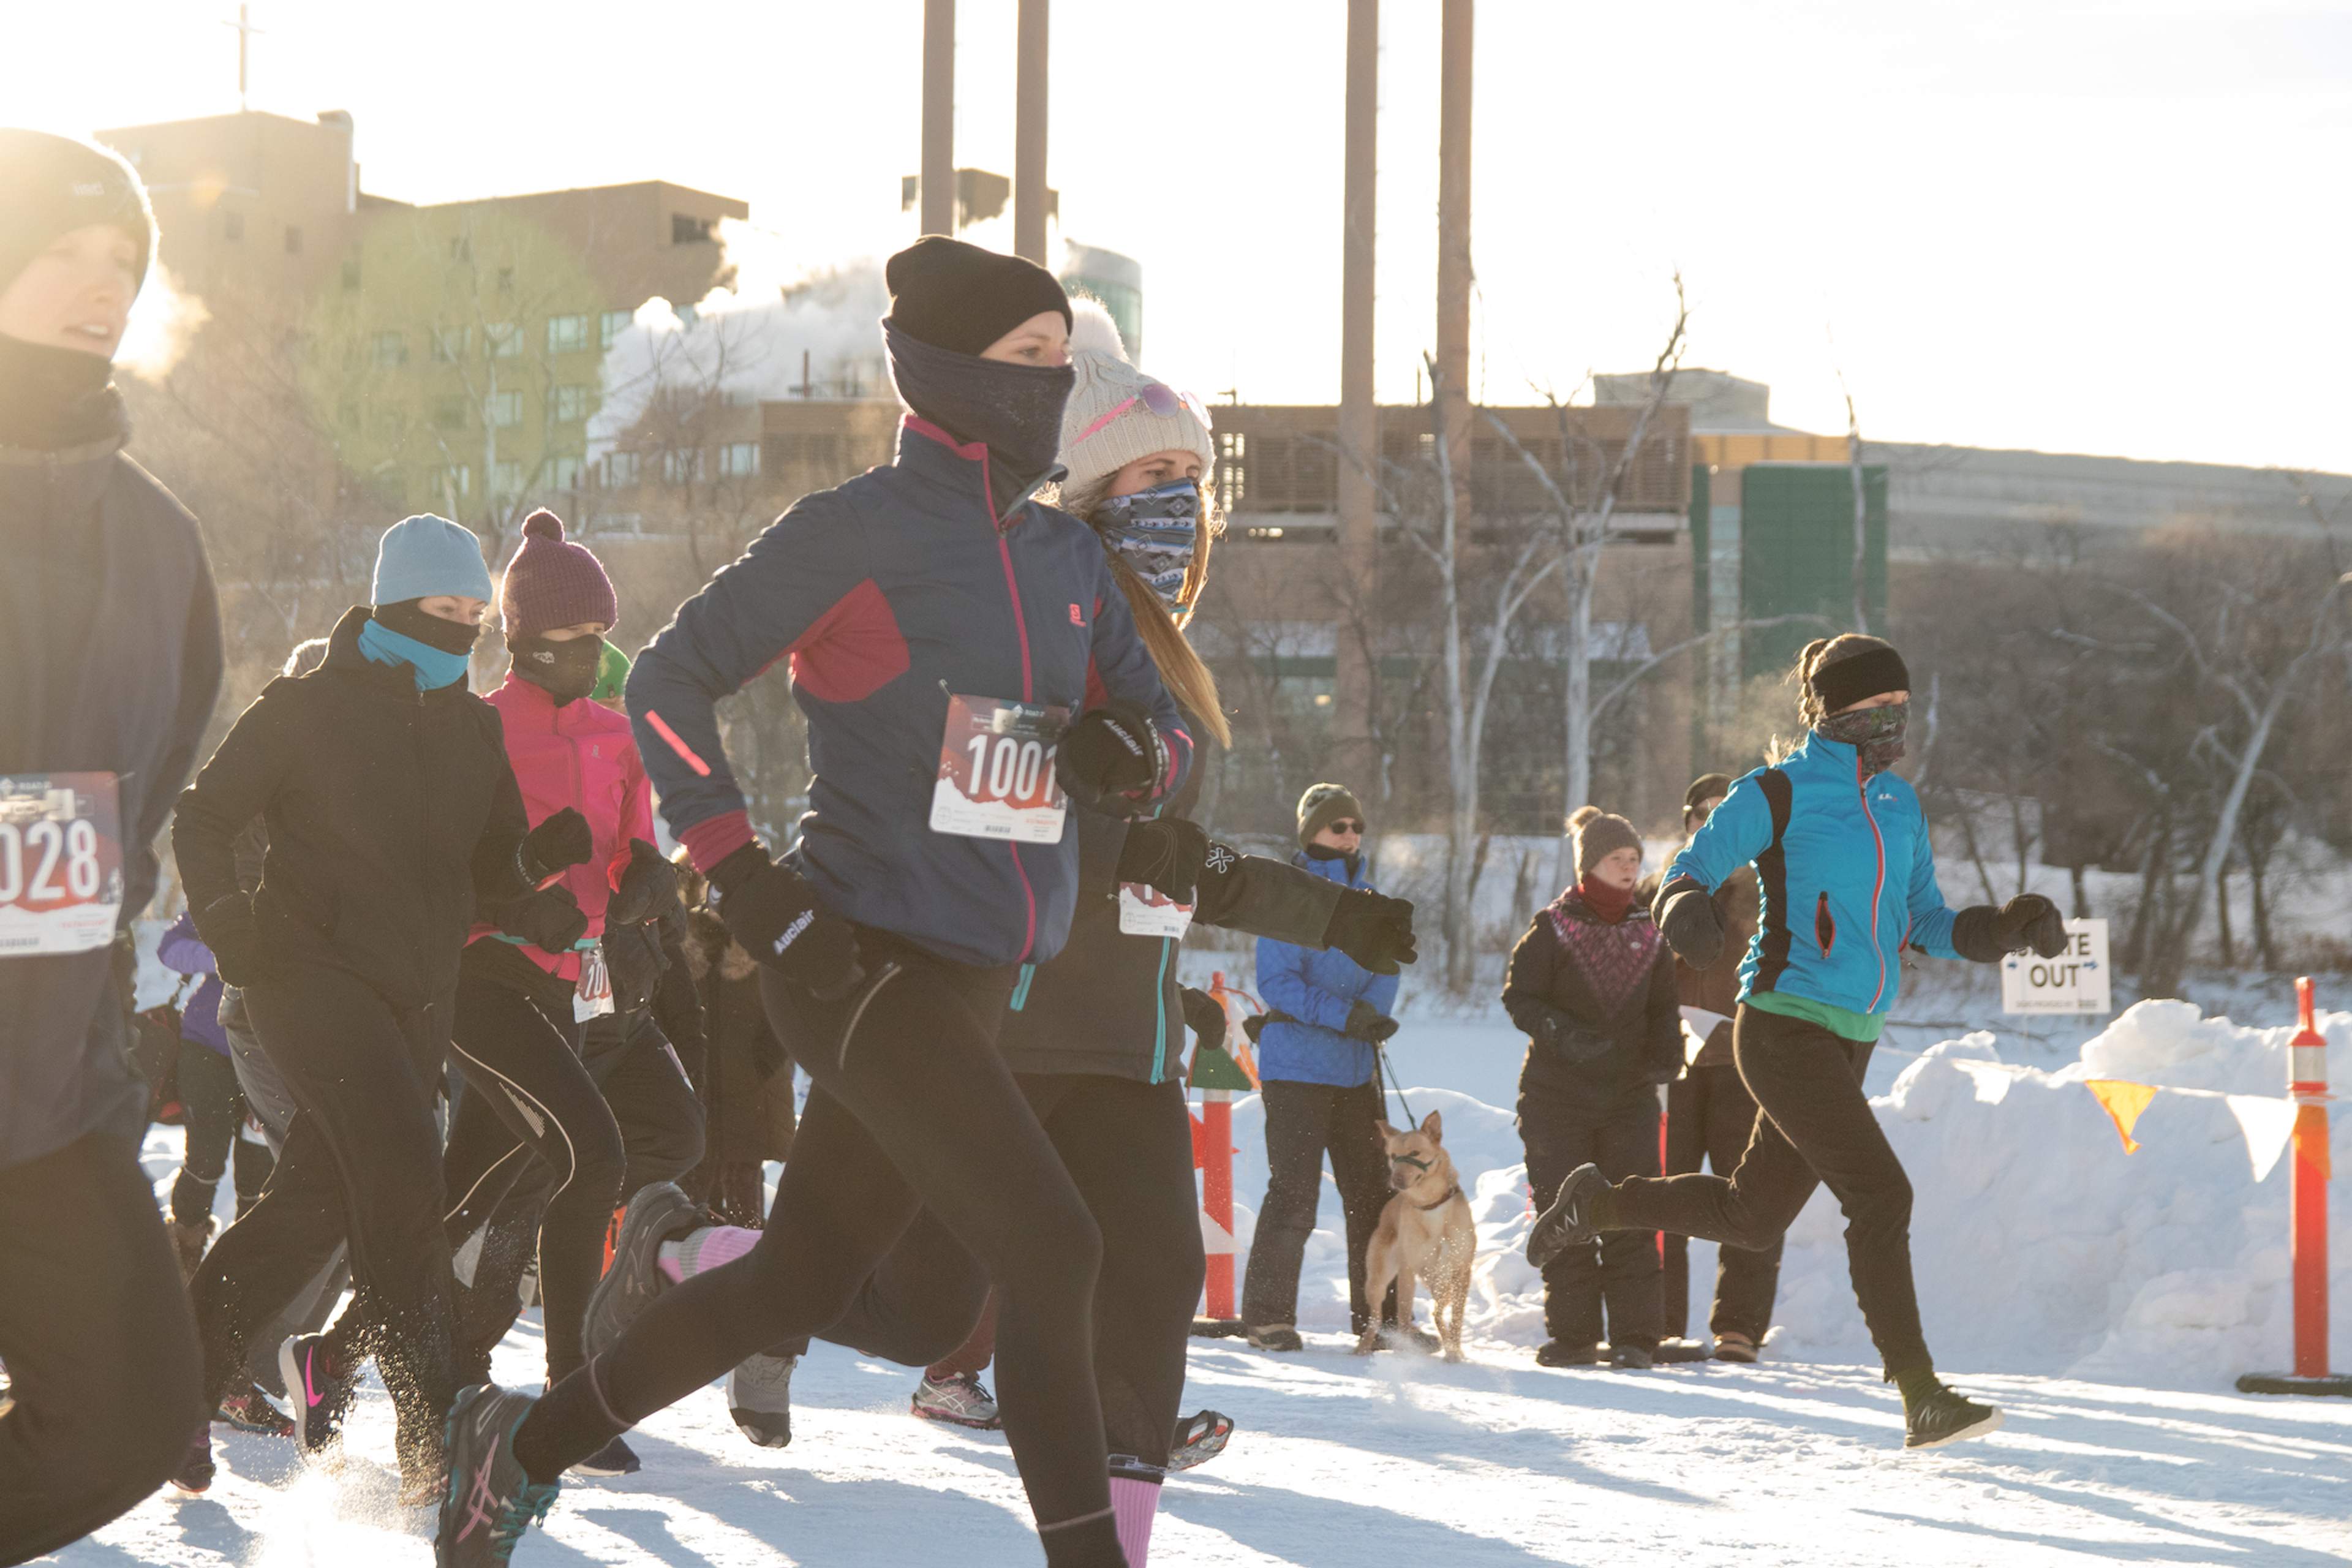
[53,1321,2351,1566]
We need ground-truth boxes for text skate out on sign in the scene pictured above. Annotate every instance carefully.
[2001,917,2111,1016]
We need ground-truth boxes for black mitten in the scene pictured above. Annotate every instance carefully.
[1991,894,2068,958]
[1343,998,1400,1045]
[500,885,588,954]
[1322,889,1417,975]
[1180,986,1228,1053]
[520,807,595,883]
[1654,878,1725,969]
[1117,817,1208,903]
[1055,699,1166,818]
[608,839,681,927]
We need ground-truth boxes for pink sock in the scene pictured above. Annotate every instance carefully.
[656,1224,760,1283]
[1109,1474,1160,1566]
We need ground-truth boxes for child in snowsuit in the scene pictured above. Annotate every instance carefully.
[1504,807,1679,1368]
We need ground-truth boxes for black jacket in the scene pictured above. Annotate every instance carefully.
[999,737,1343,1084]
[173,607,534,1023]
[1502,892,1680,1104]
[0,410,222,1170]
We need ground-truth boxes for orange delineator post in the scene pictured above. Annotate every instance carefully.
[2237,976,2351,1396]
[1188,970,1257,1335]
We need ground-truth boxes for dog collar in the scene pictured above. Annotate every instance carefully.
[1411,1183,1463,1212]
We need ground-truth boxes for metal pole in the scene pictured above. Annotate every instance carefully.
[1436,0,1474,520]
[921,0,957,235]
[1334,0,1380,774]
[1014,0,1050,263]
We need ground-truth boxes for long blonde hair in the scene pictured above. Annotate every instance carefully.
[1768,633,1897,762]
[1059,471,1232,747]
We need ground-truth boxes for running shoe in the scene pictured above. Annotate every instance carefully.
[280,1332,359,1461]
[1905,1385,2005,1450]
[583,1182,701,1361]
[910,1371,1001,1430]
[170,1429,214,1495]
[573,1434,641,1477]
[1167,1409,1233,1472]
[1526,1163,1610,1269]
[216,1382,296,1437]
[728,1351,797,1449]
[1245,1323,1303,1352]
[436,1384,559,1567]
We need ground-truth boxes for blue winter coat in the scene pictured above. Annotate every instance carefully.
[1255,851,1398,1087]
[628,415,1193,970]
[1662,731,1964,1019]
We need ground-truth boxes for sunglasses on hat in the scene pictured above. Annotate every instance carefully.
[1073,380,1214,445]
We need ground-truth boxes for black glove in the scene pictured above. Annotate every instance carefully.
[520,807,595,884]
[608,839,682,928]
[1343,998,1400,1046]
[1991,893,2068,959]
[1055,699,1166,818]
[708,843,864,999]
[1323,888,1417,975]
[197,894,273,989]
[1654,878,1725,970]
[1180,986,1228,1054]
[604,919,669,1013]
[1117,816,1208,904]
[500,884,588,954]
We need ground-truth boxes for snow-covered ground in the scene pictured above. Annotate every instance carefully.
[44,969,2352,1566]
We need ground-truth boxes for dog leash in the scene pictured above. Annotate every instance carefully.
[1377,1044,1415,1125]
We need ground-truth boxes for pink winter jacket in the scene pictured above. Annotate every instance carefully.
[469,674,653,982]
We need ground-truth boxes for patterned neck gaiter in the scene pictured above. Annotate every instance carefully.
[1817,703,1908,777]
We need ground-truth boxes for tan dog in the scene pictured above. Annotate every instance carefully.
[1352,1110,1476,1362]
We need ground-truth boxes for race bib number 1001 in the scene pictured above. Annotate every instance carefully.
[0,772,124,958]
[931,695,1071,845]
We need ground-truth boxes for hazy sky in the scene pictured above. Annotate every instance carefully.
[12,1,2350,472]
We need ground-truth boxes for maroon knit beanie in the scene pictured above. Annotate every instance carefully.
[499,509,617,640]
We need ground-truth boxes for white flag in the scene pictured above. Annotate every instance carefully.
[2226,1095,2299,1183]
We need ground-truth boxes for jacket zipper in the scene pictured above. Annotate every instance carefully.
[1856,759,1889,1011]
[562,699,588,979]
[972,447,1044,960]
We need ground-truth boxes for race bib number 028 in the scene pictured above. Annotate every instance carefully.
[931,695,1071,844]
[0,772,124,957]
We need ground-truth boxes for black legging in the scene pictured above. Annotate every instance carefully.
[171,1043,273,1226]
[514,932,1118,1557]
[1608,1003,1928,1376]
[442,959,624,1387]
[0,1129,204,1567]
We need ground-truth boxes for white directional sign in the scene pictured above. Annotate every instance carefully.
[2000,917,2111,1016]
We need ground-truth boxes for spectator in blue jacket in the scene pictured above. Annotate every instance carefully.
[156,912,273,1277]
[1240,783,1404,1352]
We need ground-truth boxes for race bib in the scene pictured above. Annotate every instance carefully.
[930,694,1070,844]
[0,772,124,958]
[1117,882,1195,939]
[573,942,615,1022]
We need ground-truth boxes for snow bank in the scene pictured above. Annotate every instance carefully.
[1229,1000,2351,1390]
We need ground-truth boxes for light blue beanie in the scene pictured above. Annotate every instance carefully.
[372,514,494,606]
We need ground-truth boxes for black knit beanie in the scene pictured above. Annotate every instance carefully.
[0,129,153,298]
[1684,773,1732,813]
[884,236,1071,357]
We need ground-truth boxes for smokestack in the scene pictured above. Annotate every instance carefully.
[1334,0,1379,767]
[1014,0,1050,263]
[921,0,956,234]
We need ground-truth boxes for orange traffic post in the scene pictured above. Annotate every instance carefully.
[1189,969,1254,1338]
[2236,976,2352,1397]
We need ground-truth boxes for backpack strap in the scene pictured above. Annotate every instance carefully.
[1750,768,1795,993]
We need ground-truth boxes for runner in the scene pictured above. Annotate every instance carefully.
[0,127,220,1565]
[1526,633,2070,1449]
[438,237,1195,1568]
[172,513,593,1494]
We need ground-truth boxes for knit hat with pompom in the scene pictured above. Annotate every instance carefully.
[1566,805,1643,878]
[1058,298,1216,500]
[499,508,617,640]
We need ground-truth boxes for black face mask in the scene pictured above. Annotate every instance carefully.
[884,321,1075,486]
[374,598,484,657]
[1817,703,1909,777]
[509,631,605,705]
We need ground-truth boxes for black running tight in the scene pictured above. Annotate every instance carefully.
[516,933,1118,1551]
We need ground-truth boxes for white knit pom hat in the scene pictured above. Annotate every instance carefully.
[1057,298,1216,499]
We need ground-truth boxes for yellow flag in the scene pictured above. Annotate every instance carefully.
[2086,1079,2160,1154]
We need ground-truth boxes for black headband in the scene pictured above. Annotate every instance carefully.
[1811,646,1910,714]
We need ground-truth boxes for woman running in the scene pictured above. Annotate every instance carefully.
[438,238,1196,1568]
[1526,633,2068,1449]
[173,514,593,1493]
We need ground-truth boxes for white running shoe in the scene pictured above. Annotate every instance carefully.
[910,1371,1001,1430]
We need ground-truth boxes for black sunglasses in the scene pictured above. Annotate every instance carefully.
[1327,820,1365,835]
